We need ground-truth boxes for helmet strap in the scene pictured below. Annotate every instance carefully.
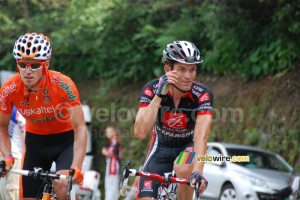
[173,84,189,93]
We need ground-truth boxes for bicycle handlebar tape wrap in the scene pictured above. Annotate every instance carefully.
[156,74,171,98]
[70,166,84,184]
[4,155,15,170]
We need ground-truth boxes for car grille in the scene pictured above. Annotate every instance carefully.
[256,192,286,200]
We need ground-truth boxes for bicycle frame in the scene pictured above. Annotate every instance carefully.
[120,161,201,200]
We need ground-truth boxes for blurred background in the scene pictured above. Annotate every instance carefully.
[0,0,299,198]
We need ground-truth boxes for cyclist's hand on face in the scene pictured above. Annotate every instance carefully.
[1,155,15,177]
[190,171,208,195]
[68,166,84,184]
[156,71,178,98]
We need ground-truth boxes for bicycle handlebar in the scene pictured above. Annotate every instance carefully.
[119,160,201,199]
[9,169,67,180]
[0,160,73,196]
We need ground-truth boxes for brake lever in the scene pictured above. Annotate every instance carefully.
[67,168,75,196]
[195,181,200,199]
[0,160,5,177]
[119,160,131,189]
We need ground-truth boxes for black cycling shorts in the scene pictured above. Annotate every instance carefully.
[20,130,74,198]
[137,141,194,199]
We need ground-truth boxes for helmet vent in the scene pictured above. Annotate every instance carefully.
[32,47,36,53]
[38,45,42,51]
[27,42,31,48]
[26,49,30,55]
[34,39,39,44]
[180,50,186,58]
[44,46,47,51]
[22,39,26,44]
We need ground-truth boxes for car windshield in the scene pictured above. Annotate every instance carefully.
[226,148,292,172]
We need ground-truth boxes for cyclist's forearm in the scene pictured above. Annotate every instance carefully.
[72,126,87,168]
[0,128,12,157]
[134,95,162,139]
[193,115,212,173]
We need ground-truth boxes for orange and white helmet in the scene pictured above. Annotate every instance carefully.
[13,32,52,60]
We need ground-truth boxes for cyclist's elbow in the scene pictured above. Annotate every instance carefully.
[134,125,147,140]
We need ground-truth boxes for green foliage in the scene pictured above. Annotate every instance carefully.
[201,0,300,80]
[0,0,299,81]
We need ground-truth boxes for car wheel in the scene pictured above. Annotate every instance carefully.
[219,184,237,200]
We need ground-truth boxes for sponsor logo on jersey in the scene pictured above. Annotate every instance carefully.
[0,82,18,110]
[51,76,60,85]
[43,89,48,94]
[193,85,204,92]
[30,111,64,123]
[19,102,34,106]
[17,105,57,116]
[144,87,154,97]
[191,89,201,98]
[199,93,209,103]
[59,79,77,102]
[163,112,187,129]
[142,180,153,192]
[43,96,51,104]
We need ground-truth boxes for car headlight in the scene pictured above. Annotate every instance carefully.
[237,173,269,188]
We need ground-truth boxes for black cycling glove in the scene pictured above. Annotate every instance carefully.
[156,74,171,98]
[190,171,208,187]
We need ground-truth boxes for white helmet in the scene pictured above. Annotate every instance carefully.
[163,40,203,64]
[13,32,52,60]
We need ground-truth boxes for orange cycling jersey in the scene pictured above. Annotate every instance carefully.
[0,70,81,135]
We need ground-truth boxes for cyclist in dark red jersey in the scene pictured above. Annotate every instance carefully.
[134,41,213,200]
[0,33,87,200]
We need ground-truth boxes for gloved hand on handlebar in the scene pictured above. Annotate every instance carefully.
[68,166,84,184]
[190,171,208,195]
[1,155,15,177]
[156,74,171,98]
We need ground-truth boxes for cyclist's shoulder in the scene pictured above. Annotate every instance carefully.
[1,74,22,92]
[47,70,77,89]
[191,81,213,94]
[48,70,74,83]
[143,78,159,89]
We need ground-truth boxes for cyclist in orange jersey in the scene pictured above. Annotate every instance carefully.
[0,33,87,200]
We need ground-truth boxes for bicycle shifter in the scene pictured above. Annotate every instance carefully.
[67,168,75,196]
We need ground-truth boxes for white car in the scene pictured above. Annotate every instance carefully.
[202,142,297,200]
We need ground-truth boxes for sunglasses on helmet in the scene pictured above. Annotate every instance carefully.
[17,60,45,71]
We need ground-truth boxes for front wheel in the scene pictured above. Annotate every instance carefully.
[219,184,237,200]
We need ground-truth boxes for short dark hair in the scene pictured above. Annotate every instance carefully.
[163,58,176,69]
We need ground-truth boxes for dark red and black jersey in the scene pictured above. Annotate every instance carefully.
[139,79,213,147]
